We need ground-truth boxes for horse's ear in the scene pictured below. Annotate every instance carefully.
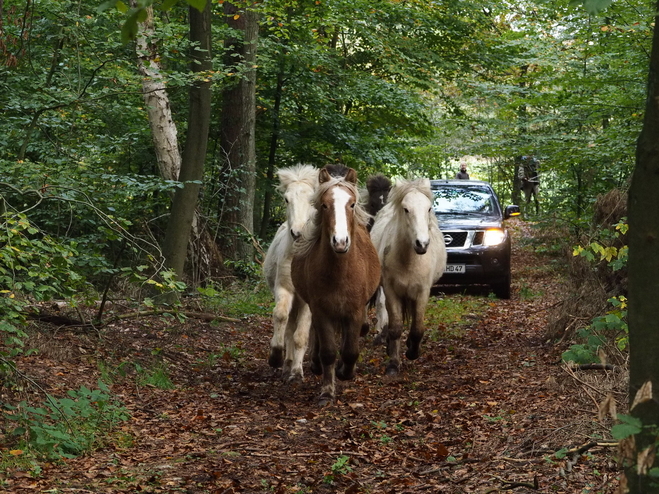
[319,168,332,184]
[345,168,358,185]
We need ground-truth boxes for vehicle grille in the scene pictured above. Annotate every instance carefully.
[442,230,490,248]
[443,231,468,248]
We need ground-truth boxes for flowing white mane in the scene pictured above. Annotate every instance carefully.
[276,164,319,194]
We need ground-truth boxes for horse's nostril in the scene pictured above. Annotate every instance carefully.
[291,230,301,240]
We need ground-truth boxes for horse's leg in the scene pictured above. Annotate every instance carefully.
[405,293,429,361]
[384,292,404,376]
[372,286,389,346]
[309,324,322,376]
[286,300,311,383]
[360,305,370,337]
[281,297,309,382]
[269,285,293,368]
[336,316,360,381]
[314,317,337,406]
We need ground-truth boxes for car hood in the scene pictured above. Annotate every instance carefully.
[435,213,503,230]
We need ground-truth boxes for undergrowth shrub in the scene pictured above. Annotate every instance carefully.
[562,296,628,365]
[546,187,627,347]
[2,381,129,459]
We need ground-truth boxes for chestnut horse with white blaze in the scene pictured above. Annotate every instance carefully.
[291,166,381,406]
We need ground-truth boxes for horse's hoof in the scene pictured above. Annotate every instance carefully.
[336,363,356,381]
[268,348,284,368]
[360,322,370,337]
[385,364,399,376]
[318,394,334,407]
[405,338,421,360]
[284,372,303,384]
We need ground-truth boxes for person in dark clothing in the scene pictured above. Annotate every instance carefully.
[455,163,469,179]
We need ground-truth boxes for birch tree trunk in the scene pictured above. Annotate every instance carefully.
[134,3,221,286]
[133,5,180,182]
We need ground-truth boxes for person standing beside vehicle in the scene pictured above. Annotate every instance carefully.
[455,163,469,179]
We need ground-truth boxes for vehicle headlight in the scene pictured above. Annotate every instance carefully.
[483,229,506,246]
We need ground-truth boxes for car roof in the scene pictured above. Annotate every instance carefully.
[430,179,493,187]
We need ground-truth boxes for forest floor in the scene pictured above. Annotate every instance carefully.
[2,219,626,494]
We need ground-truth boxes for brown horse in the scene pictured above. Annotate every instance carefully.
[291,166,381,406]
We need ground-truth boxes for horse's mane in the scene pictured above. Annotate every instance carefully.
[294,176,370,257]
[388,178,432,209]
[276,164,319,193]
[376,178,436,229]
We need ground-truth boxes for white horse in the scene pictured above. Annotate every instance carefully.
[369,178,447,375]
[263,164,318,382]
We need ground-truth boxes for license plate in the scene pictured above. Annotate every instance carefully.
[444,264,466,274]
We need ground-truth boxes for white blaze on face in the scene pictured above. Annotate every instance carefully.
[330,186,352,253]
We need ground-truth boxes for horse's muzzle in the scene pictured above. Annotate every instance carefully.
[414,240,429,255]
[332,237,350,254]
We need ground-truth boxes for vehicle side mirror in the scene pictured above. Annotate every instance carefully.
[504,205,521,219]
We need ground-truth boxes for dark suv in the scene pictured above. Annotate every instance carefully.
[430,180,519,299]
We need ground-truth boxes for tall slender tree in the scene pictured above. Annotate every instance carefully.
[218,2,258,261]
[161,1,212,281]
[624,1,659,491]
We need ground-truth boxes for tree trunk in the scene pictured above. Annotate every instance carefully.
[623,2,659,492]
[259,69,284,240]
[218,2,258,261]
[161,3,212,281]
[134,5,181,182]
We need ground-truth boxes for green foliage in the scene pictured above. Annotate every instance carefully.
[424,296,489,340]
[324,455,352,483]
[0,208,87,370]
[611,414,643,440]
[3,381,129,459]
[134,361,175,389]
[573,220,628,271]
[331,455,352,475]
[199,281,271,318]
[224,259,262,280]
[563,217,628,364]
[0,212,84,300]
[562,296,628,364]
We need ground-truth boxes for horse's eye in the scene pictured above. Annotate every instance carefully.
[404,208,409,213]
[351,203,356,209]
[322,204,329,210]
[285,198,289,203]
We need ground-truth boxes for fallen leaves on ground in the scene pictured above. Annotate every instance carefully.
[3,220,621,493]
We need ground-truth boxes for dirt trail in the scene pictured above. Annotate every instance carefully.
[4,219,621,493]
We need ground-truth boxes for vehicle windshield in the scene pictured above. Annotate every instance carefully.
[432,185,498,215]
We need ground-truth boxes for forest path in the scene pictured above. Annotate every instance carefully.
[5,219,621,493]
